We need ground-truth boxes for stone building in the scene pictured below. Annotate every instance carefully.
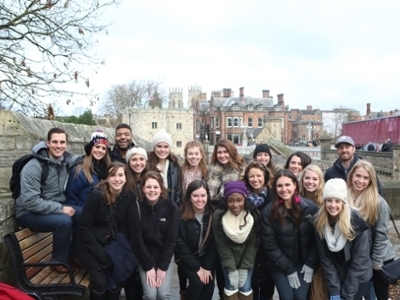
[123,107,193,157]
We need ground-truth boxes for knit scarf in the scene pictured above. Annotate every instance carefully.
[222,210,254,244]
[247,187,268,208]
[92,159,108,180]
[324,223,347,252]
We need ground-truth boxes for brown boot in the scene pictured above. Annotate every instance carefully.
[180,290,186,300]
[223,291,239,300]
[238,290,253,300]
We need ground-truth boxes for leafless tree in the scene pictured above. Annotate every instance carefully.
[0,0,119,115]
[100,80,166,123]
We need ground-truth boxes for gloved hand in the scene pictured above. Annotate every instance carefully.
[287,271,301,289]
[300,264,313,283]
[330,296,340,300]
[373,263,382,270]
[227,270,239,288]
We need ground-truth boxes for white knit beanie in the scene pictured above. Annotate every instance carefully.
[151,129,173,150]
[323,178,348,203]
[126,147,148,163]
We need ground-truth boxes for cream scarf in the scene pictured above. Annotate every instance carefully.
[222,210,254,244]
[324,223,347,252]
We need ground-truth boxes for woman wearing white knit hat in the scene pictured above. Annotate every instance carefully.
[125,146,149,199]
[313,178,372,300]
[148,129,181,206]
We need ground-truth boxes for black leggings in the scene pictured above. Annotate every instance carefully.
[88,267,107,293]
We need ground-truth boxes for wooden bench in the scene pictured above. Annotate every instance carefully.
[4,228,90,300]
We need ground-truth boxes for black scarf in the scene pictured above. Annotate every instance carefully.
[92,159,108,180]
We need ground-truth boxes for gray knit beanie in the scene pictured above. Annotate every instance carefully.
[151,129,173,150]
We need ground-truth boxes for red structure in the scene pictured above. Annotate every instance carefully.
[342,115,400,147]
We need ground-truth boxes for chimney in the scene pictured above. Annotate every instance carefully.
[213,91,221,97]
[262,90,270,98]
[239,87,244,102]
[277,93,284,106]
[366,103,371,115]
[223,88,232,98]
[390,110,394,116]
[307,105,312,111]
[200,92,207,100]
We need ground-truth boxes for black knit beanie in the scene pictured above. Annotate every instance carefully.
[253,144,272,159]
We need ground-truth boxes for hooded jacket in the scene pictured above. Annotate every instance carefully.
[314,210,372,300]
[15,141,79,218]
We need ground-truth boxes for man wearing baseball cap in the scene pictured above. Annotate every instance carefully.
[324,135,383,196]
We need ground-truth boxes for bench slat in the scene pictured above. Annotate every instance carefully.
[19,232,53,251]
[22,236,53,261]
[25,253,52,279]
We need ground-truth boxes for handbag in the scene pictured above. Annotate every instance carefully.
[104,204,138,290]
[380,213,400,285]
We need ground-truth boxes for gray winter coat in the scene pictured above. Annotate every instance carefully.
[369,196,396,267]
[15,141,79,218]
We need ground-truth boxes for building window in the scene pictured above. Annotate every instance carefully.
[233,117,239,127]
[227,134,240,144]
[152,122,157,129]
[258,118,263,128]
[215,117,220,127]
[233,105,239,110]
[248,105,253,111]
[258,106,263,111]
[301,135,306,141]
[176,141,182,147]
[227,117,232,127]
[176,123,182,130]
[248,117,253,127]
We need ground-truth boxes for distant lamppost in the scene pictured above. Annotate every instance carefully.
[307,122,314,142]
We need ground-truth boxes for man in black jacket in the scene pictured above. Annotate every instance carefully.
[324,135,383,196]
[110,123,136,164]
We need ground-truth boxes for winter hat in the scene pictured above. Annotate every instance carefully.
[323,178,348,203]
[151,129,173,150]
[126,147,148,163]
[253,143,272,159]
[224,180,248,199]
[84,129,110,155]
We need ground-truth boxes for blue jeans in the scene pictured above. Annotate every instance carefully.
[363,280,376,300]
[16,205,82,263]
[271,268,310,300]
[222,268,253,293]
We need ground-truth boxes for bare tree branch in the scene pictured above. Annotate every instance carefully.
[0,0,119,115]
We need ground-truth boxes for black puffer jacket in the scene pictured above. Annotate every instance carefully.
[314,210,372,300]
[260,197,319,275]
[76,188,135,269]
[131,197,179,272]
[175,209,217,272]
[324,154,383,196]
[167,161,182,206]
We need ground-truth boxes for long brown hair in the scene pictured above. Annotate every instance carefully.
[148,151,179,172]
[95,161,126,205]
[271,169,302,228]
[180,179,214,221]
[125,154,149,197]
[181,140,208,180]
[140,171,168,201]
[210,139,245,171]
[74,150,111,184]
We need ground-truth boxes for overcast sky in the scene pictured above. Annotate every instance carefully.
[87,0,400,115]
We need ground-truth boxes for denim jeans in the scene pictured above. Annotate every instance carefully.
[16,205,82,263]
[270,268,310,300]
[138,256,174,300]
[362,280,376,300]
[222,268,253,293]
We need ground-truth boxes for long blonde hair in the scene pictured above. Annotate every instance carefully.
[314,201,355,241]
[298,164,324,207]
[347,160,379,225]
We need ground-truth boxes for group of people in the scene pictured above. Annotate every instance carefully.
[15,126,395,300]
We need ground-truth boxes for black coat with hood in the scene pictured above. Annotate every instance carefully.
[260,197,319,275]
